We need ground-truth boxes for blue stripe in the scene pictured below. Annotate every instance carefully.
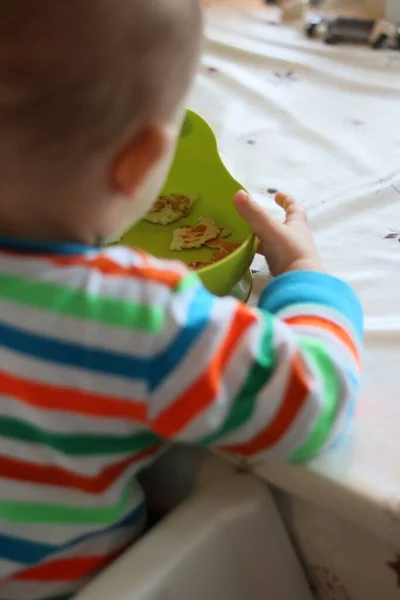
[0,321,147,380]
[259,272,363,341]
[0,234,99,256]
[326,370,358,452]
[0,503,145,565]
[0,279,213,389]
[148,284,214,391]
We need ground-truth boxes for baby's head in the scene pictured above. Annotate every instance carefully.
[0,0,202,243]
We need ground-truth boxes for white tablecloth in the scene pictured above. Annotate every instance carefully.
[189,1,400,539]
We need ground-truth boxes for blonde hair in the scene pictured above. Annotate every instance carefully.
[0,0,202,181]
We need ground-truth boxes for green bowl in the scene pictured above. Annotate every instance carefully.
[120,110,257,297]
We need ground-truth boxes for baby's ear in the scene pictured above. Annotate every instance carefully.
[112,125,167,196]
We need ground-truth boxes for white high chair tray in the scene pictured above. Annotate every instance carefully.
[75,449,313,600]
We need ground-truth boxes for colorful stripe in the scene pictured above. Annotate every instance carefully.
[0,504,144,564]
[0,446,160,493]
[148,283,214,391]
[152,303,257,437]
[200,312,275,446]
[260,271,363,340]
[289,337,339,462]
[0,248,182,290]
[49,253,183,289]
[15,550,123,582]
[0,273,165,334]
[221,352,310,456]
[0,320,147,380]
[0,369,147,422]
[0,417,159,456]
[0,234,99,256]
[0,241,362,599]
[0,481,135,525]
[284,315,360,365]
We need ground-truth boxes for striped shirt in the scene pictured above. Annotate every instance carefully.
[0,236,363,600]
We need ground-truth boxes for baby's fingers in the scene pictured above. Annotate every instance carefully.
[234,190,283,242]
[275,192,307,225]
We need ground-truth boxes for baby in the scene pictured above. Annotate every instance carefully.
[0,1,362,599]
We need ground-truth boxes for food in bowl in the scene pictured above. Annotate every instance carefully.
[119,110,257,297]
[188,261,213,271]
[187,235,241,271]
[140,187,243,271]
[170,216,220,251]
[144,193,197,225]
[206,235,240,261]
[168,213,241,269]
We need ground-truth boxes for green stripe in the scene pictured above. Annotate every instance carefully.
[289,337,338,463]
[174,271,198,293]
[0,272,164,333]
[200,313,275,446]
[0,417,160,455]
[0,482,132,524]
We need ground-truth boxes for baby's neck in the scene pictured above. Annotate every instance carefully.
[0,202,99,246]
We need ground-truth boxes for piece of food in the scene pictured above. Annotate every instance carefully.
[188,261,213,271]
[206,238,241,253]
[204,227,233,250]
[144,194,197,225]
[206,230,241,263]
[170,217,220,251]
[211,247,239,262]
[219,228,232,239]
[205,228,240,257]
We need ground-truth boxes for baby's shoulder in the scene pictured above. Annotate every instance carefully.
[0,244,190,316]
[90,245,188,292]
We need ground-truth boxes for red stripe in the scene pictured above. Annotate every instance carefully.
[221,353,310,456]
[285,315,360,365]
[0,369,147,423]
[0,446,160,493]
[51,255,182,288]
[0,248,181,288]
[16,547,126,581]
[153,303,257,437]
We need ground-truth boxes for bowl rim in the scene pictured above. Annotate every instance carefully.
[184,110,258,274]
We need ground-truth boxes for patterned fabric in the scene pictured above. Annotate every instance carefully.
[0,235,362,599]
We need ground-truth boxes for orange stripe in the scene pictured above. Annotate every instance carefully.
[285,315,360,364]
[153,304,257,437]
[0,369,147,423]
[16,548,125,581]
[49,254,182,288]
[0,248,181,288]
[0,446,160,493]
[134,248,151,262]
[221,353,309,456]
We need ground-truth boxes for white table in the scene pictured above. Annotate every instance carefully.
[189,2,400,598]
[387,0,400,22]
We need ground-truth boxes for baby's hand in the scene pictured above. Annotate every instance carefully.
[234,190,324,277]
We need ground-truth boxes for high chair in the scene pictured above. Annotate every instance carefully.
[75,448,313,600]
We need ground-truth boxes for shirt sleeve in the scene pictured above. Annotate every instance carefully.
[145,270,363,463]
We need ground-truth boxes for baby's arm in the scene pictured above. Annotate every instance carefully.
[145,192,363,462]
